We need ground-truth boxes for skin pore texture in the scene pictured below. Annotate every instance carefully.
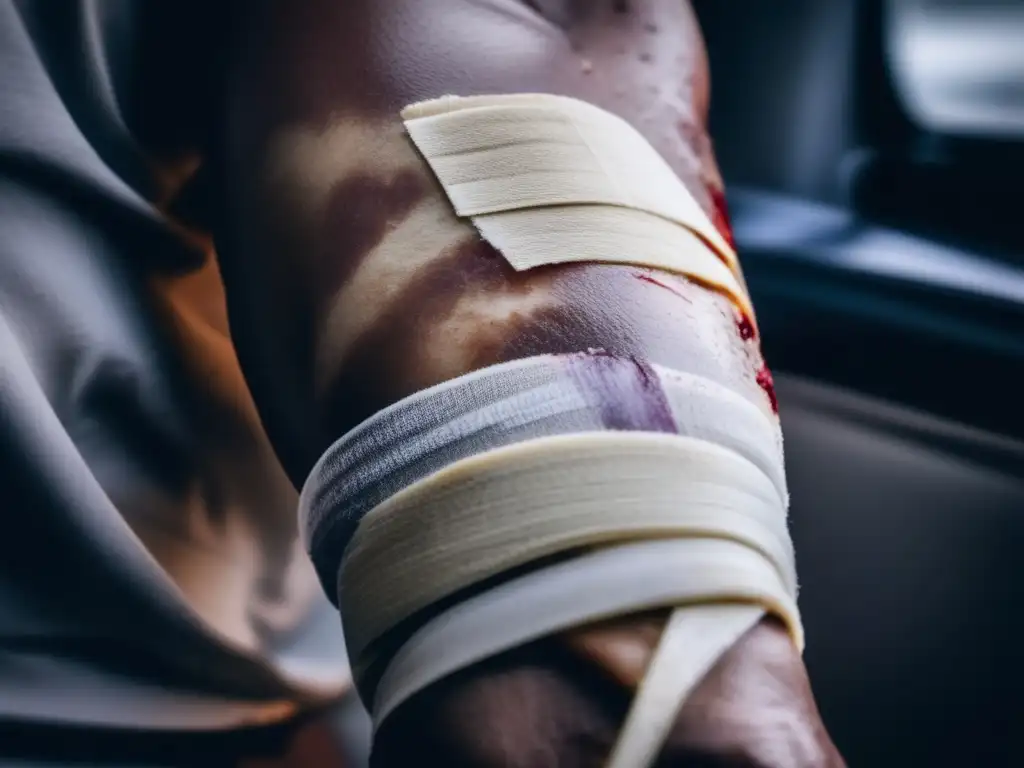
[218,0,846,765]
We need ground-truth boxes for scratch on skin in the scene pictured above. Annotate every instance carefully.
[631,270,693,303]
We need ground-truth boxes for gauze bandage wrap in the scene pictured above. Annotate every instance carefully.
[300,356,800,756]
[303,354,787,603]
[300,95,799,768]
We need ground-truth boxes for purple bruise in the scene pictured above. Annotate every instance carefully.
[564,350,678,433]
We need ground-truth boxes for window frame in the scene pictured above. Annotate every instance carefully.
[849,0,1024,254]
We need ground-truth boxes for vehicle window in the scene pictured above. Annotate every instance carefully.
[887,0,1024,137]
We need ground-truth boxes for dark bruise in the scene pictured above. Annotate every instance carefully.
[315,169,427,307]
[565,351,677,433]
[318,236,528,439]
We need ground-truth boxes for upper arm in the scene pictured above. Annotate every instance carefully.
[215,0,764,481]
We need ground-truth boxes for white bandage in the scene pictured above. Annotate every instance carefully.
[401,94,754,320]
[351,432,800,715]
[301,353,798,767]
[342,431,797,679]
[348,434,797,768]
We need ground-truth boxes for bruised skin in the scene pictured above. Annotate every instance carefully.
[255,115,768,436]
[220,0,842,764]
[227,0,768,450]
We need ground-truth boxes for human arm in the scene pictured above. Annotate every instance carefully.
[213,2,845,765]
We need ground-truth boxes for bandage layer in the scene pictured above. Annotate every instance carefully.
[301,353,799,766]
[400,94,753,319]
[342,432,797,684]
[301,354,786,604]
[352,432,800,720]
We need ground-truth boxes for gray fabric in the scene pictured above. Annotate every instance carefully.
[0,0,350,745]
[0,694,372,767]
[302,354,786,605]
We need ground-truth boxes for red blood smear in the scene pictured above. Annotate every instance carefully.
[708,186,737,251]
[736,312,756,341]
[633,272,691,302]
[756,365,778,413]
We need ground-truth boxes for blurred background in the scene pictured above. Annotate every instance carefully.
[692,0,1024,764]
[890,0,1023,137]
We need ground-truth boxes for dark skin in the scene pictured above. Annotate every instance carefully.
[209,1,847,765]
[370,615,840,768]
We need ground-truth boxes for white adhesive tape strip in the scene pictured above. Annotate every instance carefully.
[471,206,751,318]
[369,538,796,729]
[400,94,735,268]
[400,94,752,319]
[605,604,765,768]
[340,432,794,674]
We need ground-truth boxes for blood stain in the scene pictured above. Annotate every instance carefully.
[756,365,778,414]
[708,186,737,251]
[736,313,756,341]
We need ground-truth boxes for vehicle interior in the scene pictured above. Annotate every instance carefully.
[694,0,1024,764]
